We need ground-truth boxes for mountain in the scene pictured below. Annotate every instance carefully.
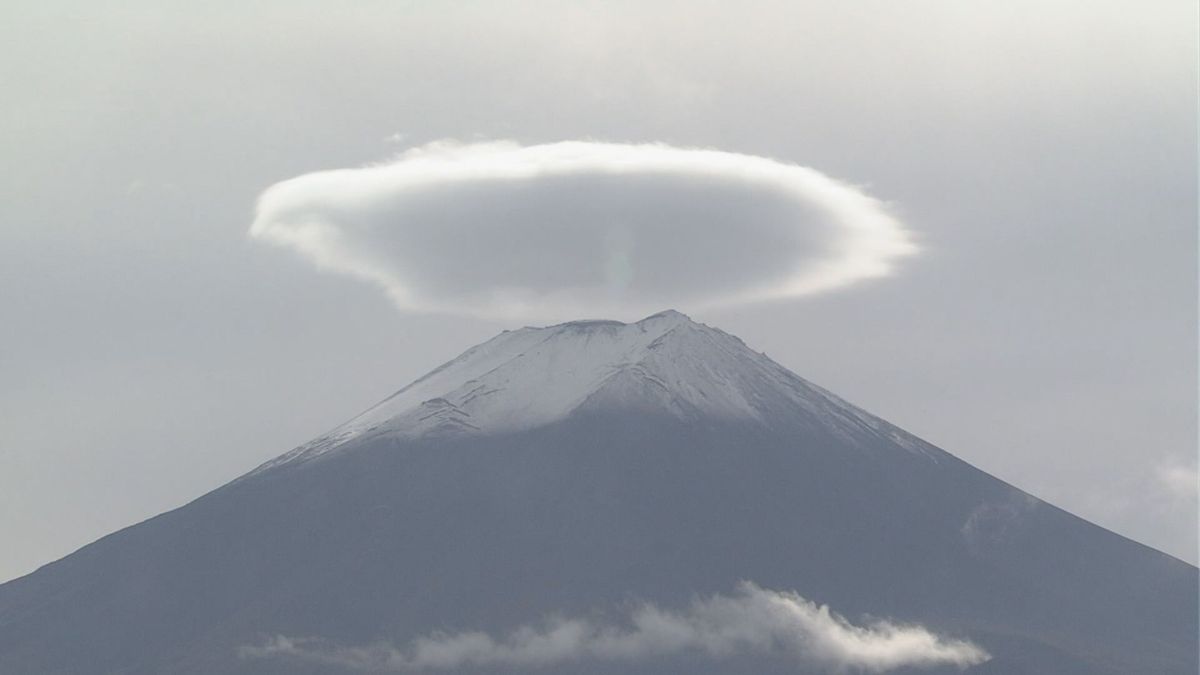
[0,311,1194,674]
[256,310,941,470]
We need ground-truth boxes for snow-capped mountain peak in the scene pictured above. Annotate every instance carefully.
[260,310,938,471]
[9,314,1196,675]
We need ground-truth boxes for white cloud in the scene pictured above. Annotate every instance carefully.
[250,140,917,320]
[961,491,1039,557]
[1156,458,1198,503]
[241,582,988,672]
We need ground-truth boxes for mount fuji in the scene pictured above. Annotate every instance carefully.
[0,311,1194,674]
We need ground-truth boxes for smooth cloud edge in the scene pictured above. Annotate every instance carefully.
[250,140,919,320]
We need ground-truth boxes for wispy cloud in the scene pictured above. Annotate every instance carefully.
[1156,458,1198,503]
[249,140,917,320]
[961,491,1039,557]
[241,582,987,672]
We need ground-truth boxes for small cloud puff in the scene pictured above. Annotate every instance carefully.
[250,140,917,320]
[960,490,1040,557]
[241,582,987,672]
[1156,458,1198,503]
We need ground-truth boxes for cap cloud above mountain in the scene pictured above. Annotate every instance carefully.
[249,140,918,320]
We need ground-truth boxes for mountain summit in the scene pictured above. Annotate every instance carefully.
[0,313,1195,675]
[263,310,933,471]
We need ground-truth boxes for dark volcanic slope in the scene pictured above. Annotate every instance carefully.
[0,313,1194,675]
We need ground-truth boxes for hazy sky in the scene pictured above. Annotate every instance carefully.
[1,0,1195,582]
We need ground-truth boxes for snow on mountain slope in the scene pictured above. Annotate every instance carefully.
[258,310,939,472]
[2,310,1195,675]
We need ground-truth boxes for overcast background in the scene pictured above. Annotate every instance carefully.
[1,0,1195,582]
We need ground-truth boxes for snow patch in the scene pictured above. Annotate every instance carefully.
[255,311,941,472]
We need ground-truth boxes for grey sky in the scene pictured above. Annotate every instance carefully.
[1,0,1195,582]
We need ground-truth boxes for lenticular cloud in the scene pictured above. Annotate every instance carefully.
[250,140,917,319]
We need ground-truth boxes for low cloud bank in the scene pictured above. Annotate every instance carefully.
[250,140,917,320]
[242,582,987,672]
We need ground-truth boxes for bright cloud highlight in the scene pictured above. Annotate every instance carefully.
[241,582,988,672]
[250,140,917,319]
